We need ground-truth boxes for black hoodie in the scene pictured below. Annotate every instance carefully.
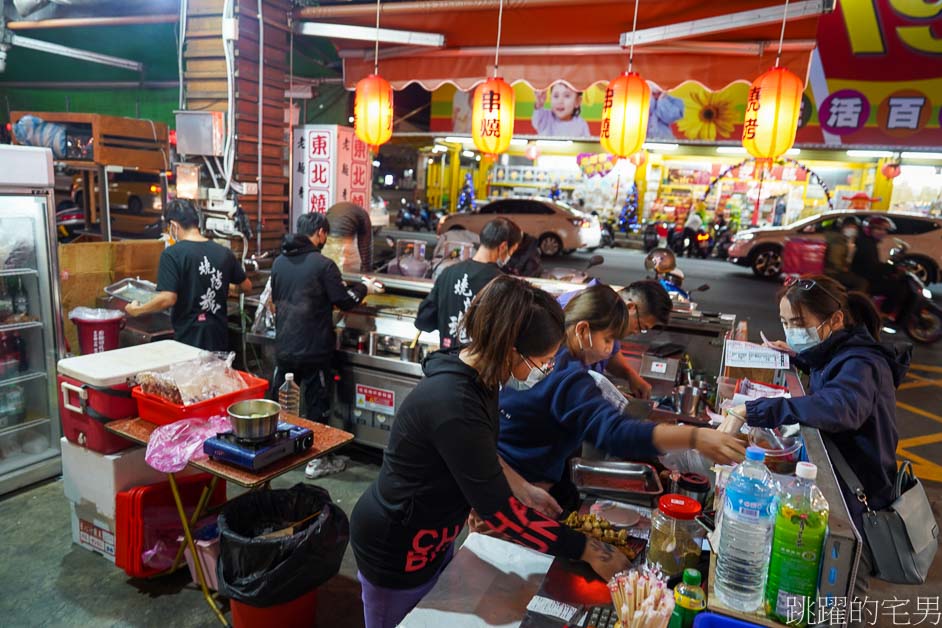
[350,349,587,589]
[746,326,911,532]
[270,234,367,366]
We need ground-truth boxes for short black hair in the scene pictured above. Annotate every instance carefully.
[480,217,523,249]
[164,199,200,229]
[839,216,859,228]
[621,280,672,325]
[297,212,330,238]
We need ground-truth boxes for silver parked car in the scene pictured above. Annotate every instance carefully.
[727,210,941,284]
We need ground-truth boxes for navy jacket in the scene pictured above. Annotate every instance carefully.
[746,326,910,532]
[498,347,659,485]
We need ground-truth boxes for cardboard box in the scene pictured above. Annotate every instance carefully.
[59,242,114,275]
[112,240,164,284]
[70,500,116,562]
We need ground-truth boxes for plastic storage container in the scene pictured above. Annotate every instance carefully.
[114,473,226,579]
[69,307,125,354]
[132,370,268,426]
[692,613,762,627]
[58,341,204,453]
[646,493,704,578]
[749,427,802,475]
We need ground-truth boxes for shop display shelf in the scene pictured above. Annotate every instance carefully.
[0,321,43,334]
[0,371,47,388]
[0,416,51,438]
[0,269,38,278]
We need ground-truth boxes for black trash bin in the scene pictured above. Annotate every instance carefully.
[217,483,349,624]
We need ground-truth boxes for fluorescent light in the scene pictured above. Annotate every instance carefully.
[11,34,143,72]
[462,150,475,158]
[509,139,528,146]
[716,146,747,155]
[902,152,942,160]
[443,136,469,144]
[643,142,679,151]
[786,148,801,155]
[846,150,894,158]
[295,22,445,47]
[536,140,574,147]
[431,145,448,153]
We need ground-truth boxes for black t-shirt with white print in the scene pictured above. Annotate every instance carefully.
[156,240,246,351]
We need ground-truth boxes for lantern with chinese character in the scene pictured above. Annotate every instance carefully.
[600,72,650,158]
[472,77,514,155]
[741,67,803,160]
[354,74,394,149]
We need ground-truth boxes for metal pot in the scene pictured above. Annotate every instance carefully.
[672,385,702,417]
[227,399,281,442]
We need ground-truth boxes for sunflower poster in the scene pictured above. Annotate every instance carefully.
[430,80,753,143]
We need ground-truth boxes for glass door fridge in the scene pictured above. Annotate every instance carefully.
[0,146,65,495]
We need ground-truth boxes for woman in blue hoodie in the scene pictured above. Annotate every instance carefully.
[498,284,746,508]
[726,275,909,600]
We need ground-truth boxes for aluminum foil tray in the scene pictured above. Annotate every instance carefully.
[105,277,158,304]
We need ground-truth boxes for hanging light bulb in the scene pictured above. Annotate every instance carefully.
[600,0,650,158]
[741,0,803,160]
[472,0,514,155]
[354,0,394,149]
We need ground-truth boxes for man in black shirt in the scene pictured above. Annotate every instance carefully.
[414,217,522,348]
[322,201,373,273]
[270,212,380,422]
[126,200,251,351]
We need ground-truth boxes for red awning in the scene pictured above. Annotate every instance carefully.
[296,0,822,92]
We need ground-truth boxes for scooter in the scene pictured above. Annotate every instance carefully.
[642,222,660,253]
[712,224,735,260]
[876,244,942,344]
[395,199,432,231]
[597,213,616,248]
[694,228,712,259]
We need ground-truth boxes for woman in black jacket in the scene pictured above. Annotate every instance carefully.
[351,276,629,628]
[727,274,909,601]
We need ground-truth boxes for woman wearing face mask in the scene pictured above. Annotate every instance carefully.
[351,276,630,628]
[824,216,867,292]
[727,275,909,600]
[497,284,746,510]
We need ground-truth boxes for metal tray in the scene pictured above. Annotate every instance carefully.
[570,458,664,506]
[104,277,158,304]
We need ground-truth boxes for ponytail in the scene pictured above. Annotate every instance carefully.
[461,276,565,389]
[846,291,881,341]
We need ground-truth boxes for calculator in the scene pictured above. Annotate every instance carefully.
[581,605,617,628]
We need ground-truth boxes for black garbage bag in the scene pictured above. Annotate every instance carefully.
[217,483,349,606]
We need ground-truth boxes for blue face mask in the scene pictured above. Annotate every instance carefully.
[783,321,825,353]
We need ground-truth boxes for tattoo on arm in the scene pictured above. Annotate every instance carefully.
[590,538,615,563]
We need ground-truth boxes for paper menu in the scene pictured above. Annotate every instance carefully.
[724,340,790,370]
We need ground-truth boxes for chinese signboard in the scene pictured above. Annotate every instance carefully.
[291,124,373,227]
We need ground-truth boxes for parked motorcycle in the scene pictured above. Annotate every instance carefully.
[877,243,942,344]
[643,247,709,304]
[712,223,735,260]
[596,212,616,248]
[395,199,437,231]
[693,228,712,259]
[642,222,660,253]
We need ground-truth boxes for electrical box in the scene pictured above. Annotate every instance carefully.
[175,111,225,157]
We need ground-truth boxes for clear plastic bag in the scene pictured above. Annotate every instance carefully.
[135,352,246,406]
[68,307,125,321]
[145,415,232,473]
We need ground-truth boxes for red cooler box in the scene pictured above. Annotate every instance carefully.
[57,340,204,453]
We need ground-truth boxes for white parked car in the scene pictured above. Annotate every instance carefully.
[437,197,602,256]
[370,193,389,232]
[727,210,942,284]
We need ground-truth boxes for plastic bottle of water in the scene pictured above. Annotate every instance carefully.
[278,373,300,416]
[765,462,829,627]
[715,446,778,612]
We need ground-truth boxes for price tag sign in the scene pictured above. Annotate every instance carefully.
[725,340,790,370]
[651,360,668,374]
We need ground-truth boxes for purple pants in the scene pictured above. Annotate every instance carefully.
[357,549,454,628]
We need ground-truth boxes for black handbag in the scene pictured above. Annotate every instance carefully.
[824,437,938,584]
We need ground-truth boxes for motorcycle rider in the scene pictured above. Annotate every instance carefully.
[824,216,867,292]
[682,208,703,257]
[850,216,902,312]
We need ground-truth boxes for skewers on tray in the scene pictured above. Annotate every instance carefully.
[562,512,645,560]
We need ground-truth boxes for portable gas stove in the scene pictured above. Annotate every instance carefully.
[203,423,315,471]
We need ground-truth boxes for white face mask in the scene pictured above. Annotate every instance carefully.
[576,328,610,364]
[843,228,858,239]
[505,356,550,391]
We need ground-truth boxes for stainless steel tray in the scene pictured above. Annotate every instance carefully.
[105,277,158,303]
[570,458,664,506]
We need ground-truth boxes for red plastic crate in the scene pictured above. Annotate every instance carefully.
[115,473,226,579]
[132,371,268,426]
[58,374,137,454]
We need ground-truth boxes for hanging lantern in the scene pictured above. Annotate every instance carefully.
[472,77,514,155]
[881,161,901,179]
[354,74,394,149]
[741,67,803,160]
[628,150,647,167]
[524,141,541,161]
[600,72,651,158]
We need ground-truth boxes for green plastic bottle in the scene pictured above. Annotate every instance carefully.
[669,569,706,628]
[765,461,829,627]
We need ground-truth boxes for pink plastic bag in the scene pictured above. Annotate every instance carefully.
[145,415,232,473]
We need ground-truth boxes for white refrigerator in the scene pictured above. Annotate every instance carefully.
[0,145,65,495]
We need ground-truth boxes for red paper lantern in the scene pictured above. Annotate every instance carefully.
[600,72,650,158]
[354,74,394,149]
[742,67,803,160]
[472,77,515,155]
[628,151,647,167]
[524,142,541,161]
[882,162,901,179]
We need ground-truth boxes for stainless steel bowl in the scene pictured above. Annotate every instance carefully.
[227,399,281,442]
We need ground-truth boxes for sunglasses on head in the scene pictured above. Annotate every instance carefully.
[783,276,843,308]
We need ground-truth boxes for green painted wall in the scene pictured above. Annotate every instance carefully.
[0,88,178,125]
